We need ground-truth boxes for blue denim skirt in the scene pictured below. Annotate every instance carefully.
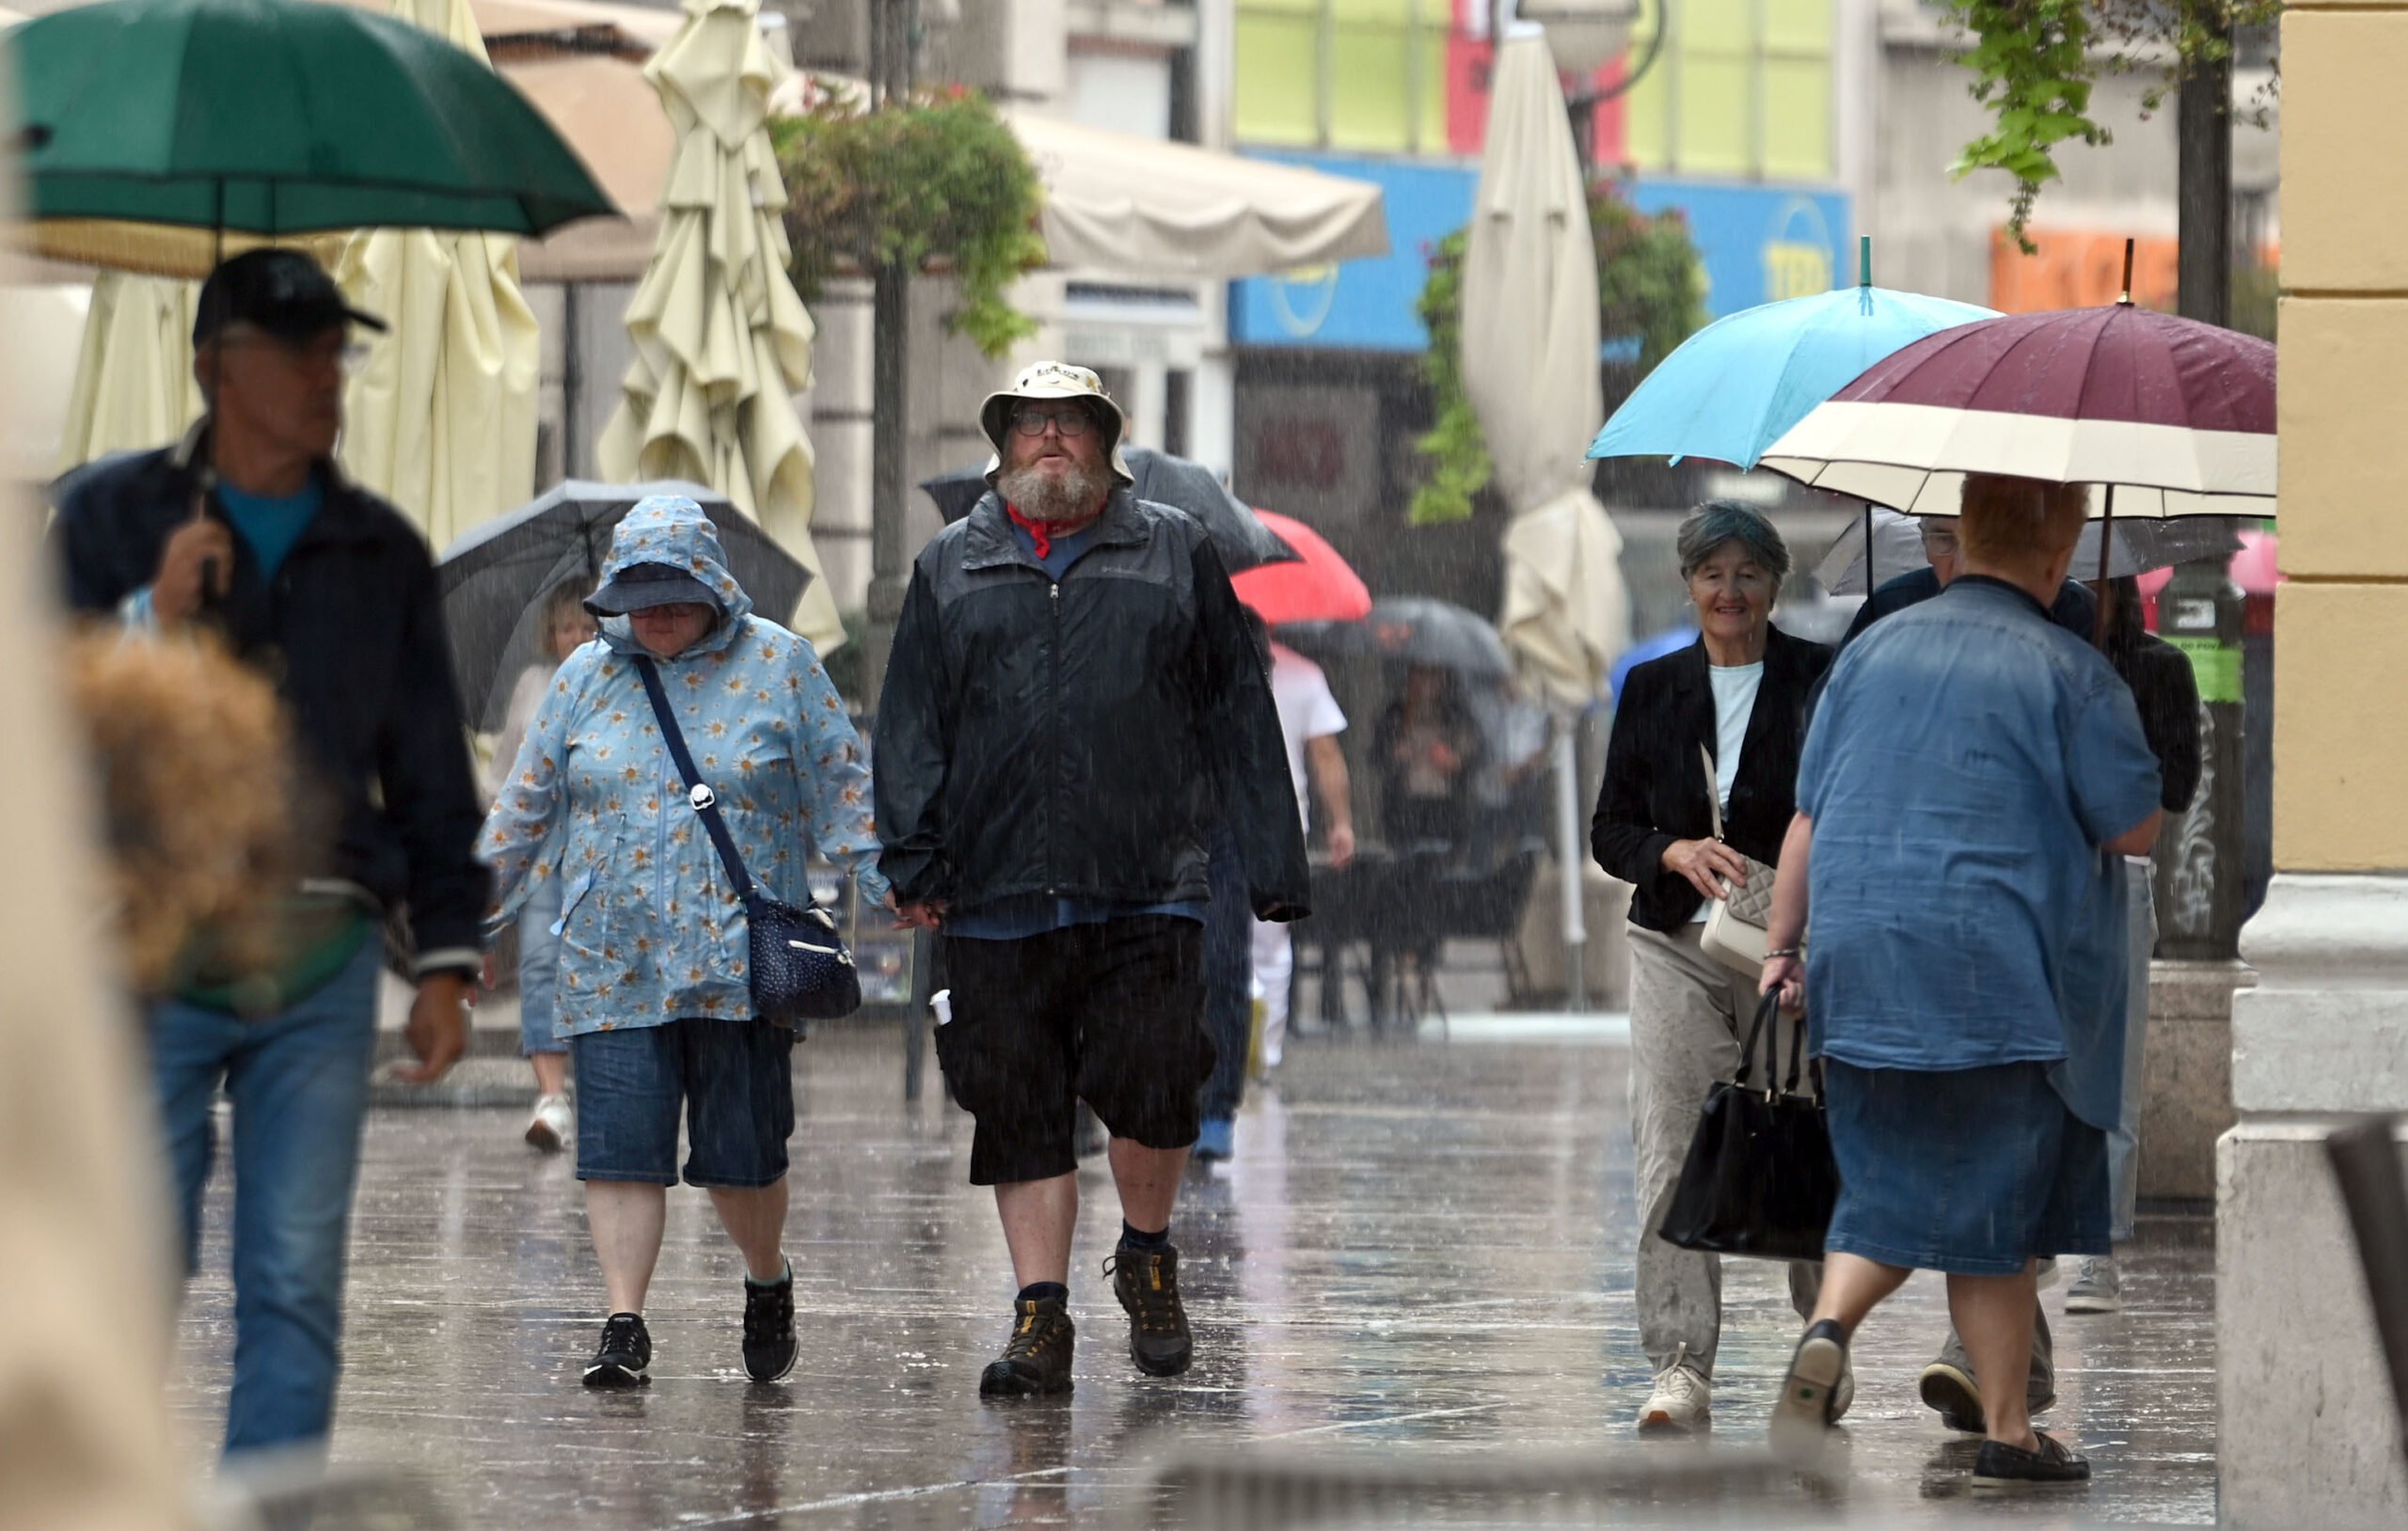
[1822,1059,2109,1276]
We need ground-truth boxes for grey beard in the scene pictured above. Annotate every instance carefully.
[995,459,1112,523]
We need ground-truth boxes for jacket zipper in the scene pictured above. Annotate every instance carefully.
[1046,579,1060,898]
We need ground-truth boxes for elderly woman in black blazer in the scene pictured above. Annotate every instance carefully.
[1592,500,1834,1434]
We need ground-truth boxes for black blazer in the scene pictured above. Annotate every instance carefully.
[1592,626,1834,933]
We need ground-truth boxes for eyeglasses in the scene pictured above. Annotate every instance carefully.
[1920,526,1960,555]
[1011,406,1091,438]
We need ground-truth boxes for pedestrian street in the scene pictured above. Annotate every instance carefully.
[171,1020,2218,1528]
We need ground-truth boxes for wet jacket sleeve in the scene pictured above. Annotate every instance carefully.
[1189,541,1311,921]
[378,547,494,971]
[478,663,576,933]
[873,564,953,907]
[1591,667,1676,885]
[790,642,892,909]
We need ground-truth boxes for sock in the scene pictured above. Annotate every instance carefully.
[745,1258,790,1288]
[1119,1220,1170,1252]
[1017,1281,1069,1305]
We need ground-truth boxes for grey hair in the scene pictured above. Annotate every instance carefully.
[1675,499,1791,584]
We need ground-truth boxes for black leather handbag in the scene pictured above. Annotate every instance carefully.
[633,655,861,1029]
[1656,991,1840,1262]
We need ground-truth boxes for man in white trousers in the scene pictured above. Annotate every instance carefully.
[1250,639,1355,1070]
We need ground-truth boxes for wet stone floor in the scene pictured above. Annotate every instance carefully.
[171,1018,2217,1529]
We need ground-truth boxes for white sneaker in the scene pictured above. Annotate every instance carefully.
[526,1093,574,1152]
[1637,1344,1711,1432]
[2064,1255,2122,1313]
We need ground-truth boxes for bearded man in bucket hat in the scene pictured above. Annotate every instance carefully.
[877,361,1308,1396]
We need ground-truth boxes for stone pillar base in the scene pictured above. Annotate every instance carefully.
[2221,873,2408,1528]
[2142,959,2251,1201]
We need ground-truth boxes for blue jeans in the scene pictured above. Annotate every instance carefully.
[518,874,566,1057]
[1199,825,1252,1121]
[150,940,382,1458]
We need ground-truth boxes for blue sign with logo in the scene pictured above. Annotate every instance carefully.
[1228,153,1850,352]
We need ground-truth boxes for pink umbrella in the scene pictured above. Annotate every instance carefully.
[1231,509,1371,626]
[1760,276,2274,524]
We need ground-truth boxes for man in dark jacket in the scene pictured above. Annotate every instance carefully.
[877,361,1307,1397]
[50,251,487,1460]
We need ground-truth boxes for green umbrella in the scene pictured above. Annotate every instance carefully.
[10,0,616,241]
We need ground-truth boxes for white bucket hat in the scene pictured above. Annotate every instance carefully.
[979,360,1134,487]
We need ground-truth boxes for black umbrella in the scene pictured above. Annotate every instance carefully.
[436,480,809,732]
[1282,597,1514,681]
[918,445,1297,574]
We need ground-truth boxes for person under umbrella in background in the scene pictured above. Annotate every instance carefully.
[1761,473,2161,1488]
[1251,633,1356,1078]
[877,361,1307,1397]
[482,578,598,1153]
[1374,664,1482,854]
[1590,500,1833,1434]
[50,249,487,1462]
[479,497,889,1390]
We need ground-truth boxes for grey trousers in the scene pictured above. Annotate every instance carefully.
[1627,922,1819,1379]
[2107,859,2158,1243]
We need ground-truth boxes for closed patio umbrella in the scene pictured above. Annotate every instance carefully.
[594,0,840,651]
[335,0,543,546]
[55,272,200,471]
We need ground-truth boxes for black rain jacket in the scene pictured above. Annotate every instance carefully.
[51,425,490,967]
[874,489,1309,923]
[1592,626,1832,933]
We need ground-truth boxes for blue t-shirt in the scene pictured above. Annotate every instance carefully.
[217,477,325,581]
[1797,576,2161,1128]
[945,512,1205,940]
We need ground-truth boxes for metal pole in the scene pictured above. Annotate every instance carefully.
[2177,7,2232,328]
[862,0,915,715]
[1556,719,1586,1013]
[561,282,583,481]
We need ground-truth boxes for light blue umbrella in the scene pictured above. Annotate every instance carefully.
[1587,240,1996,470]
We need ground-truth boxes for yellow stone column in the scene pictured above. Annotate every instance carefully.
[2220,6,2408,1523]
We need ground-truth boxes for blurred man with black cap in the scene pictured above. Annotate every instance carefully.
[50,250,489,1463]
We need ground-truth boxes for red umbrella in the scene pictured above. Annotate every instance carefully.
[1760,290,2275,522]
[1231,509,1371,625]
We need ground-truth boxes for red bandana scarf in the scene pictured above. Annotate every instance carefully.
[1006,502,1056,560]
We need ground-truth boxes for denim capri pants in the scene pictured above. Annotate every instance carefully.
[517,874,567,1057]
[1822,1058,2110,1276]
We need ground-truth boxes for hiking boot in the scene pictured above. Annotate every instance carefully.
[979,1294,1075,1397]
[1106,1244,1193,1377]
[741,1267,798,1382]
[1769,1319,1847,1464]
[2064,1256,2123,1314]
[583,1312,651,1389]
[1637,1344,1709,1433]
[1971,1433,2091,1490]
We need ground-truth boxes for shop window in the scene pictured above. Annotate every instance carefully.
[1234,0,1450,152]
[1621,0,1833,182]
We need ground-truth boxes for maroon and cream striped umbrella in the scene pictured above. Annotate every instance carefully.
[1759,300,2275,519]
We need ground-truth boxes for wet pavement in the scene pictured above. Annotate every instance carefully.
[170,1018,2217,1528]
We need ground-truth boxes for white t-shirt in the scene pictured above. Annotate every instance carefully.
[1693,659,1764,923]
[1268,643,1347,831]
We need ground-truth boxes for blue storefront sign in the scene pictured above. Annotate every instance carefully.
[1229,151,1851,352]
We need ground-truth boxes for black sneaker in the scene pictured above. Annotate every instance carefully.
[1768,1318,1847,1464]
[742,1269,798,1382]
[583,1312,651,1389]
[1105,1244,1193,1377]
[979,1293,1075,1397]
[1971,1433,2091,1490]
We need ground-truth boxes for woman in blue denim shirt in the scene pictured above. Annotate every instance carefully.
[1758,474,2162,1490]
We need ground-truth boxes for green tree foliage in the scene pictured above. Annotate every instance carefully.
[771,87,1049,357]
[1411,179,1706,526]
[1944,0,2281,250]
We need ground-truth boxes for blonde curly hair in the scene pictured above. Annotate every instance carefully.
[64,628,295,993]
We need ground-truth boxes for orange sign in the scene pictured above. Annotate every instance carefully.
[1989,229,2179,313]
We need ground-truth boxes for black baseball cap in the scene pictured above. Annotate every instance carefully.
[192,248,388,348]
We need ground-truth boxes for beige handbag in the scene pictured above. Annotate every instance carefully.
[1697,744,1784,976]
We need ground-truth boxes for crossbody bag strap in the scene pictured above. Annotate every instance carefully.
[1699,742,1725,842]
[632,655,757,904]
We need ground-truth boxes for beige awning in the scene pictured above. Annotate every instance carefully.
[1010,113,1389,280]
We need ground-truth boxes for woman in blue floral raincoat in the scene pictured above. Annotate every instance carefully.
[480,495,889,1390]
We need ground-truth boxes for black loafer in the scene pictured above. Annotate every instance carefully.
[1971,1434,2091,1489]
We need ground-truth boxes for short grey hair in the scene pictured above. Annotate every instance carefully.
[1675,499,1791,584]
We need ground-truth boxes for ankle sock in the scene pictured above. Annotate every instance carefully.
[1017,1281,1069,1305]
[1119,1221,1170,1252]
[746,1258,790,1288]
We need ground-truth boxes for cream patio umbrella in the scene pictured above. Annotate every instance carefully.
[1459,24,1629,1008]
[55,272,201,470]
[333,0,542,548]
[594,0,840,652]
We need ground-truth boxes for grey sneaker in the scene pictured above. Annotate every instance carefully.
[2064,1256,2123,1314]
